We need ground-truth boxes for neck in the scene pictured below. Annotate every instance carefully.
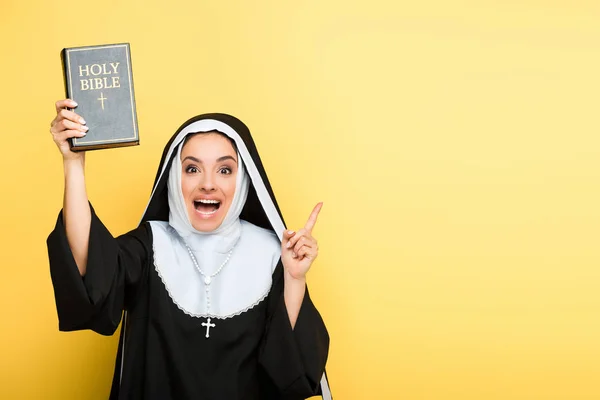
[169,218,242,254]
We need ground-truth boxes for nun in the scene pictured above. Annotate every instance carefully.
[47,99,332,399]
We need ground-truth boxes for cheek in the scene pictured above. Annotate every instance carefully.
[180,177,195,199]
[224,179,237,201]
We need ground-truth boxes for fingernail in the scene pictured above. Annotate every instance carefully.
[286,242,292,248]
[71,101,78,107]
[292,252,297,258]
[80,118,86,125]
[82,126,89,131]
[288,230,295,235]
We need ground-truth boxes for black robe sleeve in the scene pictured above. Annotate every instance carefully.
[47,205,150,336]
[259,263,330,399]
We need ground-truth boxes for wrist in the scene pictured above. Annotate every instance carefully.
[63,154,85,170]
[284,270,306,285]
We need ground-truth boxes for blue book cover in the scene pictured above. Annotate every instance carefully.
[61,43,139,151]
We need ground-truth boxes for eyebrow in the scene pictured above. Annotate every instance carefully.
[182,155,238,164]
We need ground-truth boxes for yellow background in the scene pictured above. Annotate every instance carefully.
[1,1,599,399]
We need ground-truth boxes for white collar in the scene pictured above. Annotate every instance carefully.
[150,220,280,318]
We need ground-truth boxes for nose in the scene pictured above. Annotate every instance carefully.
[199,172,216,192]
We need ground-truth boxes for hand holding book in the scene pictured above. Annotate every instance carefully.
[50,99,89,160]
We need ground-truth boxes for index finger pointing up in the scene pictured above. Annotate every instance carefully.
[304,202,323,233]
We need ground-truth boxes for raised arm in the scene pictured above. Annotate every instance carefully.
[280,202,323,328]
[50,99,91,276]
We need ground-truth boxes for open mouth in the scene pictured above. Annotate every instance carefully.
[193,199,221,215]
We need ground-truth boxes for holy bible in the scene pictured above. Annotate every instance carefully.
[61,43,140,151]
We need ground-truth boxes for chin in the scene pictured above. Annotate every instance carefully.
[189,213,227,232]
[190,220,221,232]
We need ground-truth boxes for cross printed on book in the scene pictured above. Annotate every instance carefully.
[97,92,108,110]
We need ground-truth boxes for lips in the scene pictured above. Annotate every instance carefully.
[193,199,221,215]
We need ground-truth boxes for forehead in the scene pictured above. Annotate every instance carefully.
[181,132,237,156]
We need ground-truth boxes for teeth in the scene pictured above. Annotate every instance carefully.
[197,209,218,215]
[196,199,220,204]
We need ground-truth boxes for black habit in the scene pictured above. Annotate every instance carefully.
[47,114,331,399]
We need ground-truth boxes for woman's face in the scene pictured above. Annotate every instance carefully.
[180,132,238,232]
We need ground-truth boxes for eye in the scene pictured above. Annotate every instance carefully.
[218,167,232,175]
[185,165,199,173]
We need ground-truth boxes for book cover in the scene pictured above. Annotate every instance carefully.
[61,43,140,151]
